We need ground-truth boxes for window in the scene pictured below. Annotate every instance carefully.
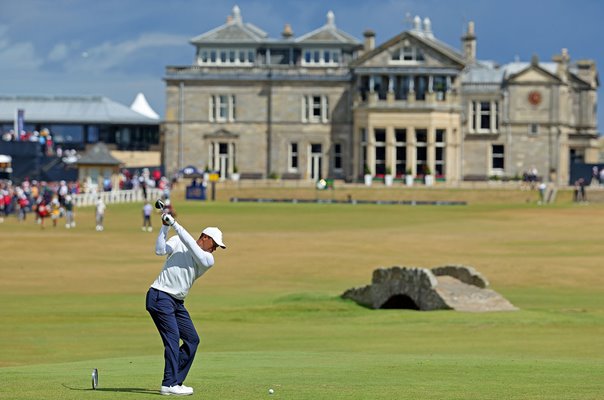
[395,76,410,100]
[492,144,505,171]
[470,100,499,133]
[529,123,539,136]
[198,48,256,66]
[374,129,386,176]
[360,128,368,175]
[435,129,446,176]
[209,95,236,122]
[414,76,427,100]
[395,129,407,176]
[302,95,329,123]
[86,125,99,143]
[302,48,342,66]
[433,76,447,101]
[333,143,343,171]
[49,124,84,143]
[415,129,427,174]
[374,75,388,100]
[288,142,299,171]
[391,46,425,63]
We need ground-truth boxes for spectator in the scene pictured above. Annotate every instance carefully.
[37,200,50,229]
[64,195,75,228]
[142,201,153,232]
[538,182,547,205]
[95,197,106,231]
[50,197,62,228]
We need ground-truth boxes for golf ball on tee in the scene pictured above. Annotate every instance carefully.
[268,388,274,394]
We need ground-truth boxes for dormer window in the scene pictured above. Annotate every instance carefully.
[302,48,341,66]
[198,48,256,66]
[391,46,425,63]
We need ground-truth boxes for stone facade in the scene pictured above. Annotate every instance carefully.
[162,6,599,185]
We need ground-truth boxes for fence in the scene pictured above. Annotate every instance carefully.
[73,188,164,207]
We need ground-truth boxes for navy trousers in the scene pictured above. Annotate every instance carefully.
[146,288,200,387]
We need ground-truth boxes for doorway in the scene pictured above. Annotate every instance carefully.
[309,143,323,181]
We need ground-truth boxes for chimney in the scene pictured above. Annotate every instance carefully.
[461,21,476,63]
[363,30,375,52]
[232,5,242,23]
[413,15,421,31]
[282,23,293,39]
[423,17,433,38]
[327,10,335,27]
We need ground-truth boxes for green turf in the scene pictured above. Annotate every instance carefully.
[1,193,603,399]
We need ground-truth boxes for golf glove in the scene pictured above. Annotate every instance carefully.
[162,213,175,226]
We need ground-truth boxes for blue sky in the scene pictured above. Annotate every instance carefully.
[0,0,602,131]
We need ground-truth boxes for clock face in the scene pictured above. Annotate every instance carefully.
[528,91,542,105]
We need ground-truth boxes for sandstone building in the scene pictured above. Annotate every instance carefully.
[162,6,599,185]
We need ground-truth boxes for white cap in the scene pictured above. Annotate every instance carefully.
[202,227,226,249]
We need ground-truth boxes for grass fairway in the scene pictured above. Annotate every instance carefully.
[1,192,603,399]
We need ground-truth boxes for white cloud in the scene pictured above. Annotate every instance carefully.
[0,41,42,70]
[48,43,70,62]
[65,32,188,73]
[0,24,43,70]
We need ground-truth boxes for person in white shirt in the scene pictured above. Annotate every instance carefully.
[146,211,226,396]
[95,197,106,231]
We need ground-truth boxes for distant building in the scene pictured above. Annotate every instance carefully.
[0,95,160,151]
[162,6,599,185]
[0,95,161,182]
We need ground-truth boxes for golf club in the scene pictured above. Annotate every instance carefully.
[154,199,165,211]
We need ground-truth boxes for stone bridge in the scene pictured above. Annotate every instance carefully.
[341,265,517,312]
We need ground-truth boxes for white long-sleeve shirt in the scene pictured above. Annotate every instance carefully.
[151,222,215,300]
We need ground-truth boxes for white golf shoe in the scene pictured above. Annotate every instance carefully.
[160,385,193,396]
[179,384,194,393]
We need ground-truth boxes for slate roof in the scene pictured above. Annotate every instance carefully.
[0,95,158,125]
[295,11,360,45]
[351,28,465,68]
[77,143,123,166]
[190,6,267,44]
[462,61,577,85]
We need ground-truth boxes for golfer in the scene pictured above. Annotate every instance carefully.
[146,212,226,396]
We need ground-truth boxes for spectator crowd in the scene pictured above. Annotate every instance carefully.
[0,167,171,230]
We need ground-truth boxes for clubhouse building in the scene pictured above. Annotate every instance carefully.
[162,6,600,185]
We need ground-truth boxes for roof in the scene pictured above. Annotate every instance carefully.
[407,30,465,65]
[462,61,566,84]
[0,95,159,125]
[190,5,267,44]
[295,11,360,45]
[501,61,558,79]
[77,143,123,166]
[351,28,465,68]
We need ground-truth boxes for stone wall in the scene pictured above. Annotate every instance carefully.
[431,264,489,288]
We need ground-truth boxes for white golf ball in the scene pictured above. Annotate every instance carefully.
[268,388,274,394]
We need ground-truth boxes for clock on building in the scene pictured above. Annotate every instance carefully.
[528,91,542,105]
